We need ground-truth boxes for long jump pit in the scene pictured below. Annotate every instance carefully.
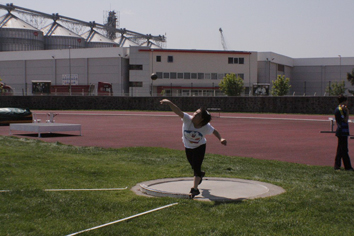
[132,177,285,202]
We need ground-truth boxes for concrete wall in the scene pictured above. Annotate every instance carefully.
[0,96,348,114]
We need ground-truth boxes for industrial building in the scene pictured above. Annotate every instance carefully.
[0,3,353,97]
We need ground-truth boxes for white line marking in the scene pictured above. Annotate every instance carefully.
[44,187,128,192]
[0,187,128,193]
[66,202,178,236]
[34,112,329,122]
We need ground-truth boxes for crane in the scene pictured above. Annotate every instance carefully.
[219,28,227,50]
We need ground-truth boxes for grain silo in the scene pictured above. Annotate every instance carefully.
[42,22,85,49]
[81,29,118,48]
[0,13,44,51]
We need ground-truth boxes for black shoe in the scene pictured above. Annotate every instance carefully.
[345,168,354,171]
[198,172,205,185]
[190,188,200,196]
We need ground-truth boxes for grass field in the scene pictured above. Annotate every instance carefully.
[1,136,354,236]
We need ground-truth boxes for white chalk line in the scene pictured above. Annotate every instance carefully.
[66,202,179,236]
[0,187,127,193]
[44,187,128,192]
[34,112,329,122]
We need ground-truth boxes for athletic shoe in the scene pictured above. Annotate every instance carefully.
[190,188,200,196]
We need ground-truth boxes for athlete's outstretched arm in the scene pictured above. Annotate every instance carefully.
[213,129,227,146]
[160,99,184,118]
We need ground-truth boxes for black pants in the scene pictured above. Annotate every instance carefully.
[335,136,353,170]
[185,144,206,177]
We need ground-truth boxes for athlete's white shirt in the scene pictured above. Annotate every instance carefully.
[182,112,214,149]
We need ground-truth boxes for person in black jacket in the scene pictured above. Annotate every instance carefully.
[334,94,353,171]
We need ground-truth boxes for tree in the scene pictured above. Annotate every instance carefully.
[270,75,291,96]
[346,68,354,95]
[325,81,346,96]
[219,73,244,96]
[0,77,3,94]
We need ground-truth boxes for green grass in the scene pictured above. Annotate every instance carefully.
[1,136,353,235]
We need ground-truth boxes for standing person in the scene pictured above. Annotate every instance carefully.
[334,94,353,171]
[160,99,227,198]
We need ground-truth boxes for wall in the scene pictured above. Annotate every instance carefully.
[0,96,348,114]
[129,48,258,96]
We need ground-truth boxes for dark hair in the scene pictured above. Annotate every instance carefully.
[338,94,348,104]
[199,107,211,126]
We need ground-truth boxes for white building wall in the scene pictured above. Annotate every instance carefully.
[0,47,129,95]
[129,47,258,96]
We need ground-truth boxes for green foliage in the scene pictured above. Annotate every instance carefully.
[219,73,244,96]
[0,77,3,94]
[325,81,346,96]
[271,75,291,96]
[347,68,354,85]
[1,137,354,235]
[346,68,354,94]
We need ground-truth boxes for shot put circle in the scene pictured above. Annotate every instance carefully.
[132,177,285,202]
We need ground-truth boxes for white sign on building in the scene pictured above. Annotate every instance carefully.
[62,74,78,85]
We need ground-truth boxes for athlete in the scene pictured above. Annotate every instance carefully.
[334,94,353,171]
[160,99,227,197]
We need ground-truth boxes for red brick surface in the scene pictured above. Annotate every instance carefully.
[1,110,348,167]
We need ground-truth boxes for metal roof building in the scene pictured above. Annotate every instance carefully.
[42,22,85,49]
[0,13,44,51]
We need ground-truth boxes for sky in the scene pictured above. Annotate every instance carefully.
[1,0,354,58]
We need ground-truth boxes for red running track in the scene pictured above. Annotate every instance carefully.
[1,110,351,167]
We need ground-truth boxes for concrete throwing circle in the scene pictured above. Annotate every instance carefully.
[132,177,285,202]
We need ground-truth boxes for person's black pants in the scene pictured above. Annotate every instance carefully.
[185,144,206,177]
[335,136,353,170]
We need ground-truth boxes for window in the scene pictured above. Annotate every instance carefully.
[198,73,204,79]
[238,73,244,80]
[211,73,218,80]
[156,56,161,62]
[184,73,190,79]
[182,90,190,96]
[191,73,197,79]
[163,72,170,79]
[156,72,163,79]
[218,74,224,80]
[192,90,201,96]
[129,82,143,87]
[129,64,143,70]
[205,73,211,79]
[227,57,245,64]
[164,89,172,96]
[278,64,285,72]
[168,56,173,63]
[170,72,177,79]
[177,73,184,79]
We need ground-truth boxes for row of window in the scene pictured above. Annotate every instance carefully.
[162,89,225,97]
[155,72,244,80]
[154,56,245,64]
[228,57,245,64]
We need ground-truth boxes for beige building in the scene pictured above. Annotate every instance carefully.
[129,47,257,96]
[0,46,353,97]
